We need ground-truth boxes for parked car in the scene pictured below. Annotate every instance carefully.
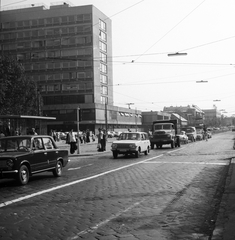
[196,130,203,141]
[113,131,122,137]
[177,131,188,144]
[181,127,197,142]
[111,132,150,159]
[207,129,212,138]
[0,135,69,185]
[107,131,115,138]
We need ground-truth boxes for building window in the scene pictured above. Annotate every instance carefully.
[99,31,107,42]
[100,52,107,63]
[46,18,53,25]
[101,96,107,104]
[83,14,91,21]
[99,41,107,52]
[100,63,107,73]
[99,19,106,31]
[61,16,67,23]
[100,74,108,84]
[100,85,108,95]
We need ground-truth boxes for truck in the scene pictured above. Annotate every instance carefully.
[149,119,180,149]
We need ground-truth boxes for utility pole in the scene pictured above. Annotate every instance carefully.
[126,103,134,109]
[105,100,108,132]
[76,107,80,154]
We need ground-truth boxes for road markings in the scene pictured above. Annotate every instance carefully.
[144,161,229,165]
[68,164,93,171]
[67,198,147,240]
[0,154,163,208]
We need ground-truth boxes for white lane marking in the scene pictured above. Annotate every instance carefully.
[167,146,186,153]
[0,154,163,208]
[68,164,93,171]
[144,161,229,165]
[67,198,146,240]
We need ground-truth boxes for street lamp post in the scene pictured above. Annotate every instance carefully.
[76,107,80,154]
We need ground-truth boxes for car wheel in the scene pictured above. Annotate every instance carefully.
[171,141,175,148]
[135,148,140,158]
[17,165,29,185]
[144,147,150,155]
[151,143,154,149]
[113,151,118,159]
[177,138,181,147]
[53,160,63,177]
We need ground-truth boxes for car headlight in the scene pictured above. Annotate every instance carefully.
[6,159,14,168]
[129,144,137,149]
[111,143,117,149]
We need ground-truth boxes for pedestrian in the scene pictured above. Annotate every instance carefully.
[86,129,90,143]
[82,131,86,144]
[97,128,103,151]
[102,129,107,151]
[0,131,5,138]
[68,129,77,154]
[91,131,95,142]
[31,128,38,135]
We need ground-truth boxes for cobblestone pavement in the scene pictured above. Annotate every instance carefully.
[0,132,235,240]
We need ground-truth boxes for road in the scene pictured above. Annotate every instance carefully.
[0,131,235,240]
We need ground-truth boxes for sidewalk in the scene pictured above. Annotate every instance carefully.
[212,158,235,240]
[56,138,114,157]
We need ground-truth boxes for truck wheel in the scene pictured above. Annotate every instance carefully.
[177,139,181,147]
[151,143,154,149]
[171,141,175,148]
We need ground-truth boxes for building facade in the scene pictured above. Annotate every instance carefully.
[163,105,204,128]
[202,108,221,127]
[0,2,141,133]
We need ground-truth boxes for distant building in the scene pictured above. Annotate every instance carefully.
[0,2,141,133]
[202,108,221,127]
[163,105,204,128]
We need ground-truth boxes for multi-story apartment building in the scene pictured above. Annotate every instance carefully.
[0,2,141,133]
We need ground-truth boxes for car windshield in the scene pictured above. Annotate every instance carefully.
[0,137,31,152]
[154,124,172,130]
[182,128,194,133]
[119,133,141,140]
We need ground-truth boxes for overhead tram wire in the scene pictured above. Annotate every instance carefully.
[132,0,207,62]
[107,72,235,87]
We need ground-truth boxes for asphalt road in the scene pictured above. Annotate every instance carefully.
[0,131,235,240]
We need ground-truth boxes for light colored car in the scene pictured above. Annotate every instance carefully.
[177,131,188,144]
[196,130,203,141]
[182,127,197,142]
[111,132,150,159]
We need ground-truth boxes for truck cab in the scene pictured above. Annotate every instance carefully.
[150,120,180,149]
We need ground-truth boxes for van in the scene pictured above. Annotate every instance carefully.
[181,126,197,142]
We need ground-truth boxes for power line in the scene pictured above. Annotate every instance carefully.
[133,0,206,62]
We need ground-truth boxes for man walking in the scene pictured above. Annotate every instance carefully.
[67,129,77,154]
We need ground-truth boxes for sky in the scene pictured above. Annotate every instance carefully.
[2,0,235,116]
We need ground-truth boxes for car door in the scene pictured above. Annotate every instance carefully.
[42,137,58,169]
[31,137,48,172]
[140,133,147,152]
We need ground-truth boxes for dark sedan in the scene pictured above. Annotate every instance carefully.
[0,135,69,185]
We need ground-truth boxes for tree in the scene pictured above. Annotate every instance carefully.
[0,57,39,115]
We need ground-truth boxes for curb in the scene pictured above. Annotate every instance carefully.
[211,158,235,240]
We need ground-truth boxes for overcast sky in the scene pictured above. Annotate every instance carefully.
[3,0,235,116]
